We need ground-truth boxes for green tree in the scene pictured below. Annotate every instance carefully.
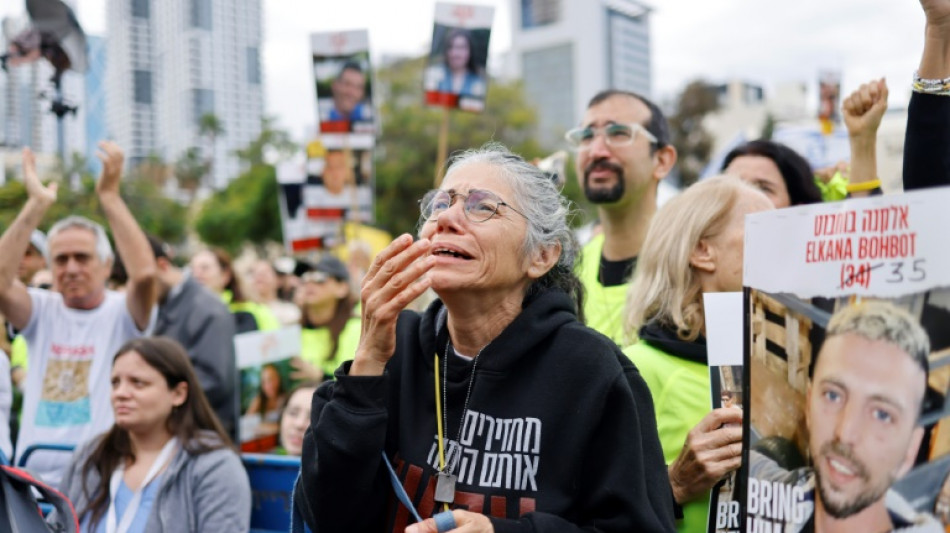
[668,80,720,187]
[374,56,546,236]
[0,162,186,244]
[234,116,297,167]
[174,147,209,196]
[192,163,281,254]
[198,112,225,187]
[193,118,294,252]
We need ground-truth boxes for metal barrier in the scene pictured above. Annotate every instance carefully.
[242,452,301,533]
[16,443,76,469]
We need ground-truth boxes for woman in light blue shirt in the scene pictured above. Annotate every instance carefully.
[58,337,250,533]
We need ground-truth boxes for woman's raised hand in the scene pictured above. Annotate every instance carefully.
[351,234,435,376]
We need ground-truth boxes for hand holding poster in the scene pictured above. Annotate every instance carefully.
[424,2,494,113]
[743,189,950,532]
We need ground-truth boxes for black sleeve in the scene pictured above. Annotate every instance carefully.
[903,92,950,190]
[293,362,392,532]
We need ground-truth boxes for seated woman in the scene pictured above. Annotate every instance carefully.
[623,175,773,532]
[273,382,319,456]
[290,256,361,383]
[190,248,279,333]
[58,337,251,533]
[294,145,675,532]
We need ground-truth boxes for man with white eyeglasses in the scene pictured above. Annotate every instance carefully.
[565,90,677,344]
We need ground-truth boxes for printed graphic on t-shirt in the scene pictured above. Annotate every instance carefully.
[36,344,93,427]
[425,410,541,492]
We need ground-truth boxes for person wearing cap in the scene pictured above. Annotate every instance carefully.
[19,229,48,285]
[149,236,239,438]
[290,255,361,383]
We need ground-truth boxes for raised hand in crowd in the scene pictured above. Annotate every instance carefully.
[350,234,434,376]
[921,0,950,78]
[903,0,950,190]
[842,78,888,195]
[94,140,157,329]
[23,148,58,208]
[668,407,743,505]
[0,149,58,328]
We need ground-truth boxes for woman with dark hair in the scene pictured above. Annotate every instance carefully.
[190,248,279,333]
[290,256,361,383]
[294,144,675,532]
[57,337,250,533]
[425,27,486,110]
[245,363,288,432]
[721,140,823,208]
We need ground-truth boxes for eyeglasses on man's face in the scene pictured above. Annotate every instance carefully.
[563,122,658,151]
[419,188,528,223]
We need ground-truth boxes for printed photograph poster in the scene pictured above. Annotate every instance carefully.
[704,292,746,533]
[742,187,950,532]
[304,140,374,225]
[312,29,376,143]
[424,2,494,113]
[277,154,370,254]
[277,159,330,254]
[235,326,302,452]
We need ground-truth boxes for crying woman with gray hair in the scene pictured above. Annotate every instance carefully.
[294,144,676,532]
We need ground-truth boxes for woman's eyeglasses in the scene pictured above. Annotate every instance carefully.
[419,189,528,223]
[563,122,658,151]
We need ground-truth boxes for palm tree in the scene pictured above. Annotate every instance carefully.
[198,112,225,187]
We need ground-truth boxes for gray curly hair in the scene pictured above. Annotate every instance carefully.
[424,143,584,316]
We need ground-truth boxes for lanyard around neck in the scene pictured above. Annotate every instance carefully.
[106,437,178,533]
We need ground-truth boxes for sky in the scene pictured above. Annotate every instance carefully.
[1,0,928,142]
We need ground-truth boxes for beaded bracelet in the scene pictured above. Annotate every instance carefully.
[913,70,950,95]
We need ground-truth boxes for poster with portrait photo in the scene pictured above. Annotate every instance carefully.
[424,2,494,113]
[304,146,374,225]
[277,159,333,254]
[235,327,302,453]
[742,187,950,532]
[312,29,376,147]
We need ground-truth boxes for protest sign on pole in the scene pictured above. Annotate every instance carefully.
[425,2,494,185]
[312,29,376,150]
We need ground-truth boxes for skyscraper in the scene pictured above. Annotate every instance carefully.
[84,34,108,176]
[509,0,653,148]
[106,0,263,187]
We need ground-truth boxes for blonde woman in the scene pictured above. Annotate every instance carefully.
[623,175,772,532]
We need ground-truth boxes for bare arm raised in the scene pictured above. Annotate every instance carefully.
[842,79,888,197]
[95,141,157,330]
[920,0,950,78]
[0,149,58,329]
[350,234,434,376]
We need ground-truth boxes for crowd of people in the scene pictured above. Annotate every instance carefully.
[1,1,949,532]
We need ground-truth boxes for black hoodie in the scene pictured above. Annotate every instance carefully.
[295,289,676,532]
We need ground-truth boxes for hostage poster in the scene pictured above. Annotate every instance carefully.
[741,187,950,532]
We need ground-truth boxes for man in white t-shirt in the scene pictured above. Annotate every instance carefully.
[0,142,156,482]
